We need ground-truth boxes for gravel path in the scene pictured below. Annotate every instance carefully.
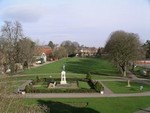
[134,107,150,113]
[14,91,150,98]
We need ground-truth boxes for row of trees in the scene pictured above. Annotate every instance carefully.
[104,30,148,77]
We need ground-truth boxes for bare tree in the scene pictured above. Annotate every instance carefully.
[17,37,36,69]
[0,21,23,74]
[105,30,142,76]
[48,41,55,50]
[53,46,67,59]
[1,21,23,74]
[61,40,79,56]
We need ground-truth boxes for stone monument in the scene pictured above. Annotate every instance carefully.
[60,71,67,84]
[60,64,67,84]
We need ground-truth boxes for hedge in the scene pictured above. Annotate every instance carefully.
[25,87,96,93]
[25,77,103,93]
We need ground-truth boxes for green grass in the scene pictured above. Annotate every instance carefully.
[23,97,150,113]
[78,81,91,89]
[21,57,120,76]
[102,81,150,93]
[22,58,67,74]
[66,57,119,76]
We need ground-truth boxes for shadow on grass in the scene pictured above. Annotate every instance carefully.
[38,100,100,113]
[66,58,119,76]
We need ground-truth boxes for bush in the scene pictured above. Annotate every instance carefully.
[25,85,33,93]
[87,79,95,89]
[32,88,96,93]
[32,80,36,85]
[94,81,103,92]
[36,76,40,82]
[86,72,92,80]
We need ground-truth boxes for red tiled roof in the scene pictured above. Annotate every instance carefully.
[36,46,52,55]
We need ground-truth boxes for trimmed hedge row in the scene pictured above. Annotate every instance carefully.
[86,73,104,92]
[25,75,103,93]
[25,85,96,93]
[32,76,83,85]
[87,80,103,92]
[25,85,102,93]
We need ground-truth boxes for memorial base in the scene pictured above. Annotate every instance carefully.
[60,81,67,85]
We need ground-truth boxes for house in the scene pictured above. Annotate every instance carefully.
[79,47,97,57]
[35,46,52,63]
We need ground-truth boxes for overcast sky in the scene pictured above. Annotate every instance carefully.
[0,0,150,47]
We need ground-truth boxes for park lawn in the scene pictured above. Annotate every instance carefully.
[78,81,91,89]
[21,57,120,76]
[23,97,150,113]
[22,58,66,74]
[66,57,119,76]
[102,81,150,93]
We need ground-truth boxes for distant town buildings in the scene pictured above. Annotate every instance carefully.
[78,47,98,57]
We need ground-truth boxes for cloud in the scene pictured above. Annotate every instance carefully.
[0,0,150,47]
[1,5,46,23]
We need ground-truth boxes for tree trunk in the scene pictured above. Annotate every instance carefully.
[10,62,15,75]
[123,70,126,77]
[131,62,135,71]
[121,64,126,77]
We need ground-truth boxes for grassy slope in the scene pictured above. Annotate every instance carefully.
[66,57,119,76]
[21,57,119,76]
[23,97,150,113]
[22,59,66,74]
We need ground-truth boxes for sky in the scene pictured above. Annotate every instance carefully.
[0,0,150,47]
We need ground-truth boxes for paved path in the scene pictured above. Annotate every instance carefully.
[126,70,150,85]
[134,107,150,113]
[99,81,113,94]
[14,91,150,98]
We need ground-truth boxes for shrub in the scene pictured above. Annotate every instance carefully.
[25,85,33,93]
[27,87,96,93]
[94,81,103,92]
[36,76,40,82]
[32,80,36,85]
[86,72,92,80]
[87,79,95,89]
